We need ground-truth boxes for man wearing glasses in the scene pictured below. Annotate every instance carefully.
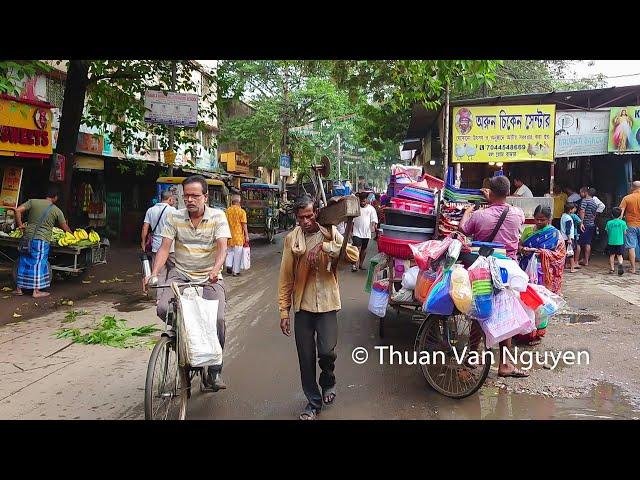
[145,175,232,391]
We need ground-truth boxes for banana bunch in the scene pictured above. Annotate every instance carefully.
[51,227,65,242]
[88,231,100,243]
[74,229,89,241]
[58,232,78,247]
[9,229,23,238]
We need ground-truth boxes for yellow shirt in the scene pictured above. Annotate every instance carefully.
[225,204,247,247]
[553,192,567,219]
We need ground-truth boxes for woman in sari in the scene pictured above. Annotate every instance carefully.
[516,205,565,345]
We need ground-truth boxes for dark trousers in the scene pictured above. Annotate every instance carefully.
[294,310,338,411]
[157,269,226,375]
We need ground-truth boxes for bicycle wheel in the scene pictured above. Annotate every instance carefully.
[415,314,491,399]
[144,336,188,420]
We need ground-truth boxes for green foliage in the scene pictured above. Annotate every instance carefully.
[83,60,217,159]
[0,61,52,96]
[62,310,89,323]
[55,315,160,349]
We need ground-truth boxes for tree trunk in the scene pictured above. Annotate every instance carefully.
[56,60,89,216]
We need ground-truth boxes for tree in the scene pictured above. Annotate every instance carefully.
[321,60,502,148]
[0,61,52,95]
[216,61,357,178]
[53,60,217,211]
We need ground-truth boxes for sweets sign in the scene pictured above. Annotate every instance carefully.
[451,105,556,163]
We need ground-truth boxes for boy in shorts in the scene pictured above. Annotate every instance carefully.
[605,207,627,276]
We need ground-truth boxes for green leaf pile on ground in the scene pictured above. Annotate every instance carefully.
[55,315,159,349]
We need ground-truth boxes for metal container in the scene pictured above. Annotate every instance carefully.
[379,224,434,241]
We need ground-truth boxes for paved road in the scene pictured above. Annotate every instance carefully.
[1,233,639,420]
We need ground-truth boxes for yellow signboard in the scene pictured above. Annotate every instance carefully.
[164,150,176,165]
[1,166,23,207]
[0,97,53,157]
[74,155,104,171]
[451,105,556,163]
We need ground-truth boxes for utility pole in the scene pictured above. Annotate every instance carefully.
[168,61,177,176]
[281,65,290,200]
[337,133,342,180]
[442,84,451,184]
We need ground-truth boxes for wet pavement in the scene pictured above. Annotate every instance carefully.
[1,235,640,420]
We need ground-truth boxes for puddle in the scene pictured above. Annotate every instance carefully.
[559,313,600,324]
[436,382,639,420]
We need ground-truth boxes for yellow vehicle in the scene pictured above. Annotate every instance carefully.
[156,177,230,211]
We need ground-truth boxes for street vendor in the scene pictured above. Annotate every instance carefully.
[11,185,72,298]
[458,176,529,378]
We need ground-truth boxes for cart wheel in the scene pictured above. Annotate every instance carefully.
[415,314,490,399]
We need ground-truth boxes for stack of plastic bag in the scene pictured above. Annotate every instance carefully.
[368,279,389,318]
[480,289,536,348]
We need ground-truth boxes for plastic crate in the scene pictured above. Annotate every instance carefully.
[390,197,434,214]
[377,235,421,259]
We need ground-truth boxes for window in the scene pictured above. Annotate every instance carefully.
[46,77,65,109]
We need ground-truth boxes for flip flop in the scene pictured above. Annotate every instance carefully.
[11,290,23,296]
[618,264,624,276]
[299,405,320,420]
[322,387,336,405]
[498,367,530,378]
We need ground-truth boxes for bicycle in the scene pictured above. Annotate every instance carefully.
[144,279,219,420]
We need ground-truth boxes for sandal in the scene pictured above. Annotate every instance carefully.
[322,387,336,405]
[608,269,615,274]
[498,367,530,378]
[299,405,320,420]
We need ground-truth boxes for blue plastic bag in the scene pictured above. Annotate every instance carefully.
[424,270,455,315]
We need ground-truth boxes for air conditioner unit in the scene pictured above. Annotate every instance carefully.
[150,135,160,151]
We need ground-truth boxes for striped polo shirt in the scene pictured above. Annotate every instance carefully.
[161,206,231,281]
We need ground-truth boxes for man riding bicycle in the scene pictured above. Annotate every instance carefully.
[145,175,231,391]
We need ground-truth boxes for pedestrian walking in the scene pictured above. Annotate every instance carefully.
[141,190,177,286]
[606,207,627,276]
[619,181,640,274]
[278,194,357,420]
[225,194,249,277]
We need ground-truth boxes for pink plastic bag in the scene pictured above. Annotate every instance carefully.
[480,289,535,348]
[409,238,453,271]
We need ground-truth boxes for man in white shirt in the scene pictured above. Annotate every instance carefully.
[351,192,378,272]
[564,186,581,204]
[589,188,606,214]
[141,190,177,285]
[512,177,534,198]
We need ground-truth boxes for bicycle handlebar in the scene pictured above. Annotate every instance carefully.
[149,279,212,289]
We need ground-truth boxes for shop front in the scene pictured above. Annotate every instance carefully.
[0,94,53,230]
[450,103,556,222]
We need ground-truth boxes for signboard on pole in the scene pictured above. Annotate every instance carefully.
[608,106,640,154]
[451,105,556,163]
[280,154,291,177]
[554,110,610,157]
[144,90,199,128]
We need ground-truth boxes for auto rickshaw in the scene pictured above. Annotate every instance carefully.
[156,177,230,211]
[241,183,280,243]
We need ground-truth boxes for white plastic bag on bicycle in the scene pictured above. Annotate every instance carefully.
[178,287,222,367]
